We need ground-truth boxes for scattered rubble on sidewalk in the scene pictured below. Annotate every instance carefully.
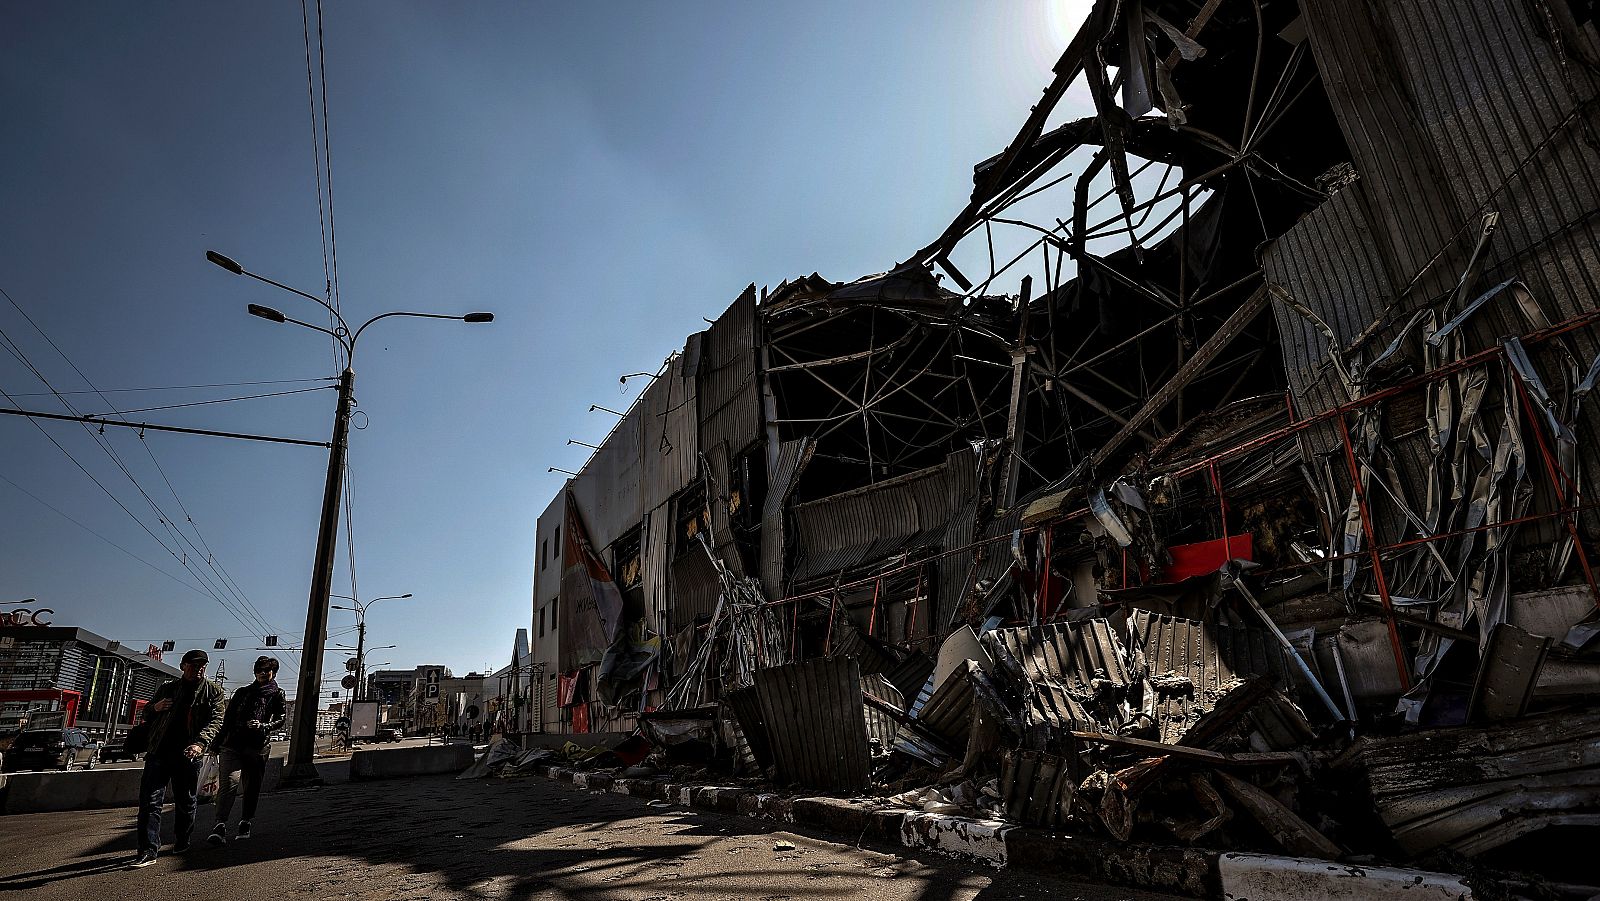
[529,0,1600,887]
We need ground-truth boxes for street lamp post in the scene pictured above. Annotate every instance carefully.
[331,593,410,702]
[208,250,491,784]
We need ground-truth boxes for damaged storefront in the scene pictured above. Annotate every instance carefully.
[530,0,1600,885]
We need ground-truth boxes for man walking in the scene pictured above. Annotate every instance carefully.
[129,649,226,868]
[207,655,286,846]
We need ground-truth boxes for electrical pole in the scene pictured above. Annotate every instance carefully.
[354,615,366,701]
[284,366,354,785]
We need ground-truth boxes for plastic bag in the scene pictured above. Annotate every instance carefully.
[198,754,220,801]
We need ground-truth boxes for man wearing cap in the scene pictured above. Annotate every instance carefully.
[128,649,226,868]
[206,655,286,845]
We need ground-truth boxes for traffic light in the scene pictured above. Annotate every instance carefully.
[214,639,227,650]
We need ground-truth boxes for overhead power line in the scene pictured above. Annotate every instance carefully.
[1,287,290,639]
[0,472,219,602]
[4,376,335,396]
[0,406,331,447]
[89,383,335,417]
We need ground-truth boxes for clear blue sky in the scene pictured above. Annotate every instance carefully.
[1,2,1090,696]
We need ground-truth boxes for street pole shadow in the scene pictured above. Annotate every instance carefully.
[0,854,131,891]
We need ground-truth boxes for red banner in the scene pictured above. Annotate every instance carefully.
[559,492,625,668]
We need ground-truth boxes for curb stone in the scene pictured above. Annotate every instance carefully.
[1217,853,1474,901]
[537,769,1476,899]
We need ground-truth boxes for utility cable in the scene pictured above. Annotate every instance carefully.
[0,294,285,638]
[0,297,285,636]
[89,383,334,417]
[0,471,218,602]
[0,382,262,635]
[0,328,274,635]
[299,0,341,372]
[5,376,336,396]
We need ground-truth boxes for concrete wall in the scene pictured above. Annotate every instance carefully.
[1,767,143,814]
[349,743,474,780]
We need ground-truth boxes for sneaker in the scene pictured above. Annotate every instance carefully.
[236,821,252,840]
[128,850,158,869]
[207,824,227,846]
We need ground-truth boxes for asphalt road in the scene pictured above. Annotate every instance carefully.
[0,770,1184,901]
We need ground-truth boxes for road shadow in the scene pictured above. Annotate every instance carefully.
[0,773,1179,900]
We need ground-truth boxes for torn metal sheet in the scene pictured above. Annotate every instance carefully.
[1467,623,1550,722]
[753,656,871,791]
[917,658,980,745]
[1356,709,1600,858]
[1130,611,1292,744]
[1000,747,1076,827]
[862,673,906,753]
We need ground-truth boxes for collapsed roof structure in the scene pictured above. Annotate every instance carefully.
[533,0,1600,876]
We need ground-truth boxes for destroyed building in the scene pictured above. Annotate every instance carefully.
[526,0,1600,879]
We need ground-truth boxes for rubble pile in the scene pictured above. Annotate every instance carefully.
[536,0,1600,883]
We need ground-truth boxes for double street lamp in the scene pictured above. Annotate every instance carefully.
[331,592,409,703]
[208,250,491,784]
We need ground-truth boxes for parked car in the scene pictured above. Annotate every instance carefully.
[99,738,142,763]
[269,731,288,743]
[2,728,96,771]
[375,726,403,743]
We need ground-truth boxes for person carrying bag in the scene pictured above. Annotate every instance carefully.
[127,649,227,869]
[206,655,286,845]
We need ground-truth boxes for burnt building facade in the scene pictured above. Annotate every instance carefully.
[526,0,1600,873]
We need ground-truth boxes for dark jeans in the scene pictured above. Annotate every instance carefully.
[137,751,201,853]
[214,747,267,822]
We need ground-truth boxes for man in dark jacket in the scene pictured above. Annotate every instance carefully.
[129,649,227,868]
[207,655,286,845]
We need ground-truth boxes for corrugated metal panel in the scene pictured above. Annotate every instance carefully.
[754,657,870,791]
[884,653,936,703]
[937,445,986,629]
[669,539,721,626]
[640,502,672,636]
[860,673,904,751]
[1300,0,1468,303]
[981,619,1132,688]
[1129,611,1291,745]
[697,287,762,460]
[725,686,772,770]
[568,406,644,551]
[1383,0,1600,540]
[1261,188,1385,455]
[760,438,814,599]
[703,442,744,575]
[1020,680,1101,735]
[1000,748,1075,827]
[641,353,700,514]
[1282,0,1600,542]
[826,618,895,675]
[982,619,1131,734]
[789,460,958,583]
[916,657,976,744]
[937,507,1025,629]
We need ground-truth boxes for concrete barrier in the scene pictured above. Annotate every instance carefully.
[1,767,144,814]
[349,743,475,780]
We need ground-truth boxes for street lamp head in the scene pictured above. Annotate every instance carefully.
[206,250,244,275]
[247,303,286,323]
[399,593,413,598]
[462,312,494,323]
